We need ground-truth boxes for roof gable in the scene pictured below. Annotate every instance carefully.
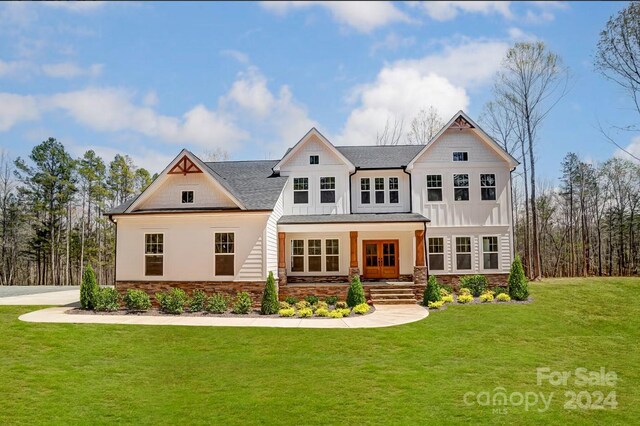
[273,128,355,172]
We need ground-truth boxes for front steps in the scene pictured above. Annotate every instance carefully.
[369,287,417,305]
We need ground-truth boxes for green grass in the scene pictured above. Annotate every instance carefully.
[1,278,639,425]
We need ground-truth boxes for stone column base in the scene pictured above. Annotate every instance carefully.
[348,267,360,283]
[278,267,287,287]
[413,266,428,286]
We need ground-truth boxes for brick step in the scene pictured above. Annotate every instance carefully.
[372,298,418,305]
[370,293,416,300]
[369,288,415,294]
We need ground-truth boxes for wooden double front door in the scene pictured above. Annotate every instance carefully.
[362,240,399,279]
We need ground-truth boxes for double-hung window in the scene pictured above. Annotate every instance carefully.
[428,237,444,271]
[293,177,309,204]
[144,233,163,276]
[456,237,472,270]
[481,174,496,201]
[360,178,371,204]
[325,239,339,272]
[308,239,322,272]
[291,240,304,272]
[483,236,499,270]
[389,177,399,203]
[426,175,443,202]
[453,174,469,201]
[375,178,385,203]
[320,177,335,203]
[214,232,234,276]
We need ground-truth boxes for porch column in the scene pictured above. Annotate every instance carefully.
[349,231,360,282]
[414,229,427,286]
[278,232,287,286]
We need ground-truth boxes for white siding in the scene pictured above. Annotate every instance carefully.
[351,170,411,213]
[281,134,345,167]
[138,173,237,211]
[265,189,284,278]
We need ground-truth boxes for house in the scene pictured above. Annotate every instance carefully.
[107,111,518,304]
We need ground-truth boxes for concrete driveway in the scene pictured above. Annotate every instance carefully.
[0,286,80,306]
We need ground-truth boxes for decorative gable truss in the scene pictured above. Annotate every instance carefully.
[168,155,202,175]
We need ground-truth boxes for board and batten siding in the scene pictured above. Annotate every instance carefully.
[116,213,270,282]
[351,170,411,213]
[265,189,284,278]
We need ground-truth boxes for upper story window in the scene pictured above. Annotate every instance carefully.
[482,236,499,269]
[360,178,371,204]
[389,177,399,204]
[181,190,194,204]
[375,178,385,203]
[214,232,235,276]
[453,174,469,201]
[144,233,163,276]
[481,174,496,200]
[426,175,443,202]
[293,177,309,204]
[453,151,468,161]
[320,177,335,203]
[310,155,319,165]
[456,236,472,270]
[428,237,444,271]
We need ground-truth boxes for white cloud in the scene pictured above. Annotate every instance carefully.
[0,59,29,77]
[370,32,416,54]
[523,1,568,24]
[222,67,276,117]
[507,27,537,42]
[41,62,103,78]
[417,1,512,21]
[260,1,411,32]
[68,143,174,174]
[142,90,158,107]
[220,49,250,65]
[42,1,106,13]
[0,93,40,131]
[615,136,640,163]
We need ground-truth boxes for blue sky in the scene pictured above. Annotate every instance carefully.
[0,1,637,181]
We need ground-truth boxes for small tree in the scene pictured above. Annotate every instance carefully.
[423,275,441,306]
[347,275,366,307]
[508,256,529,301]
[261,271,279,315]
[80,264,99,310]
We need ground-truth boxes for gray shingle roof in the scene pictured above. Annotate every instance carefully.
[335,145,424,169]
[279,213,430,224]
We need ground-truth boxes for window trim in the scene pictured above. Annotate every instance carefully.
[213,231,236,277]
[144,232,165,277]
[428,236,445,271]
[289,237,341,274]
[360,177,371,205]
[181,190,194,204]
[293,177,309,204]
[452,151,469,162]
[480,172,497,201]
[454,235,473,272]
[426,174,443,203]
[453,173,470,202]
[481,235,500,271]
[320,176,336,204]
[388,176,399,204]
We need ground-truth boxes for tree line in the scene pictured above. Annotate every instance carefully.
[0,139,154,286]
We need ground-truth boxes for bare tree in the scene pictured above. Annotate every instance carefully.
[376,116,405,146]
[407,106,444,145]
[202,148,230,162]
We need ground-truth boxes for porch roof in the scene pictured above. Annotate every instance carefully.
[278,213,430,225]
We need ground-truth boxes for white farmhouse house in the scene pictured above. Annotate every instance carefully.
[108,111,518,304]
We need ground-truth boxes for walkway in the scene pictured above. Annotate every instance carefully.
[19,305,428,329]
[0,287,80,306]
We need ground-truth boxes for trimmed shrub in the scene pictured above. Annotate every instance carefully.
[353,303,371,314]
[497,293,511,302]
[315,308,330,317]
[232,292,253,314]
[94,287,120,312]
[335,301,348,309]
[440,283,453,294]
[428,300,445,310]
[297,307,313,318]
[123,289,151,312]
[207,293,230,314]
[305,295,320,305]
[347,275,366,307]
[339,308,351,317]
[439,288,450,297]
[324,295,338,305]
[284,296,298,305]
[479,292,494,303]
[295,300,310,310]
[423,275,441,306]
[80,264,99,310]
[457,294,473,304]
[508,256,529,301]
[460,275,488,297]
[156,288,188,314]
[313,301,328,311]
[494,286,508,295]
[458,287,471,296]
[189,289,207,312]
[441,294,454,304]
[279,301,291,310]
[278,308,295,317]
[328,309,344,318]
[261,271,279,315]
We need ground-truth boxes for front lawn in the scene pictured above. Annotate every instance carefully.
[1,278,638,424]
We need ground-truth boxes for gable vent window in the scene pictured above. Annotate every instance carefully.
[456,236,472,270]
[389,177,399,204]
[428,237,444,271]
[453,151,468,161]
[144,233,163,276]
[375,178,385,204]
[293,178,309,204]
[453,174,469,201]
[310,155,319,165]
[360,178,371,204]
[426,175,443,202]
[320,177,336,203]
[181,190,194,204]
[481,174,496,200]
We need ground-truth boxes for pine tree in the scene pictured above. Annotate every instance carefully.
[261,271,279,314]
[508,256,529,301]
[347,275,366,307]
[423,275,441,305]
[80,264,99,309]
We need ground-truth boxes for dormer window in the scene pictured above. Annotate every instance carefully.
[453,151,468,161]
[182,190,194,204]
[310,155,319,165]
